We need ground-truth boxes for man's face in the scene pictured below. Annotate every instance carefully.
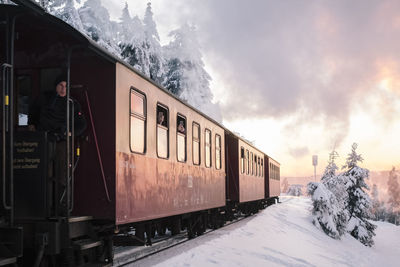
[56,81,67,97]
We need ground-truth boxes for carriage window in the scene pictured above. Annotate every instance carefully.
[177,115,186,162]
[193,122,200,165]
[240,147,245,174]
[270,163,272,179]
[205,129,211,168]
[215,134,221,170]
[130,89,146,153]
[17,75,31,126]
[157,104,169,158]
[246,149,249,175]
[273,165,275,180]
[258,157,261,177]
[255,154,258,176]
[250,152,254,175]
[261,159,263,177]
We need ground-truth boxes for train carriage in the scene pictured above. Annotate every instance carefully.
[225,131,265,214]
[115,63,226,225]
[265,156,280,202]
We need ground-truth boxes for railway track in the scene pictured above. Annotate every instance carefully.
[112,215,250,266]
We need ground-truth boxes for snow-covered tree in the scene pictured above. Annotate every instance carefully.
[119,2,165,85]
[387,167,400,212]
[308,149,348,239]
[320,149,349,232]
[50,0,84,32]
[287,184,303,196]
[78,0,121,56]
[281,177,289,193]
[0,0,13,4]
[387,167,400,225]
[143,2,165,84]
[119,3,146,71]
[163,23,222,121]
[307,182,346,239]
[370,184,386,221]
[341,143,376,246]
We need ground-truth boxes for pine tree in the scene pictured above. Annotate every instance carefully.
[52,0,84,32]
[307,182,344,239]
[370,184,386,221]
[341,143,376,246]
[163,23,222,121]
[281,177,289,193]
[143,2,165,85]
[78,0,121,56]
[287,184,303,196]
[320,149,348,236]
[119,2,148,75]
[387,167,400,225]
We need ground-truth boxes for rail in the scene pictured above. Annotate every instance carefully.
[68,98,75,212]
[2,63,12,211]
[84,90,111,203]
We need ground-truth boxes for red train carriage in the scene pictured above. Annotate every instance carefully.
[225,131,265,214]
[114,63,226,226]
[265,156,280,203]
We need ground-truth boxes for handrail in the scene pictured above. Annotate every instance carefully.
[68,98,75,212]
[84,90,111,202]
[2,63,12,211]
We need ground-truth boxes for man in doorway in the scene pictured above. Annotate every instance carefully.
[28,74,86,215]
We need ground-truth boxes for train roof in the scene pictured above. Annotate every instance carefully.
[6,0,280,166]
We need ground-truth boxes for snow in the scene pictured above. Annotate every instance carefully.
[134,196,400,267]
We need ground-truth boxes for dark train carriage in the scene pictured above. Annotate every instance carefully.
[265,156,280,201]
[225,131,265,213]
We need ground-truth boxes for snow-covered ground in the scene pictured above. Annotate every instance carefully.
[133,196,400,267]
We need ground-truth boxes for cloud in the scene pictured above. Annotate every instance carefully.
[288,146,310,158]
[178,0,400,146]
[103,0,400,148]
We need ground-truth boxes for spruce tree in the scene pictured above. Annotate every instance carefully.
[370,184,386,221]
[119,2,146,72]
[342,143,376,246]
[387,167,400,225]
[143,2,165,85]
[307,182,343,239]
[320,149,348,236]
[78,0,121,56]
[308,149,347,239]
[163,23,221,121]
[281,177,289,193]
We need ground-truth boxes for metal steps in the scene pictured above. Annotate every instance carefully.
[0,256,16,266]
[68,216,94,239]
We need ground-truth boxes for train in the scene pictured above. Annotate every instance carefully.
[0,1,280,266]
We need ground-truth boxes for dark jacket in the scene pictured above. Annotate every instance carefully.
[28,92,87,138]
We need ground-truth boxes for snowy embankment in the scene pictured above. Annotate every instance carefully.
[136,196,399,267]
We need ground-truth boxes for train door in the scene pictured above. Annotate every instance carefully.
[0,7,23,265]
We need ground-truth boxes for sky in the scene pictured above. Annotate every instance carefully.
[101,0,400,177]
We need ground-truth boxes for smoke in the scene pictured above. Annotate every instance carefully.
[181,0,400,146]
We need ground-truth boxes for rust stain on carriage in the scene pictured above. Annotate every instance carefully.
[116,152,226,225]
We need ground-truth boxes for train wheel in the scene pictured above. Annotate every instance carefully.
[171,217,181,235]
[135,225,145,244]
[156,223,167,236]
